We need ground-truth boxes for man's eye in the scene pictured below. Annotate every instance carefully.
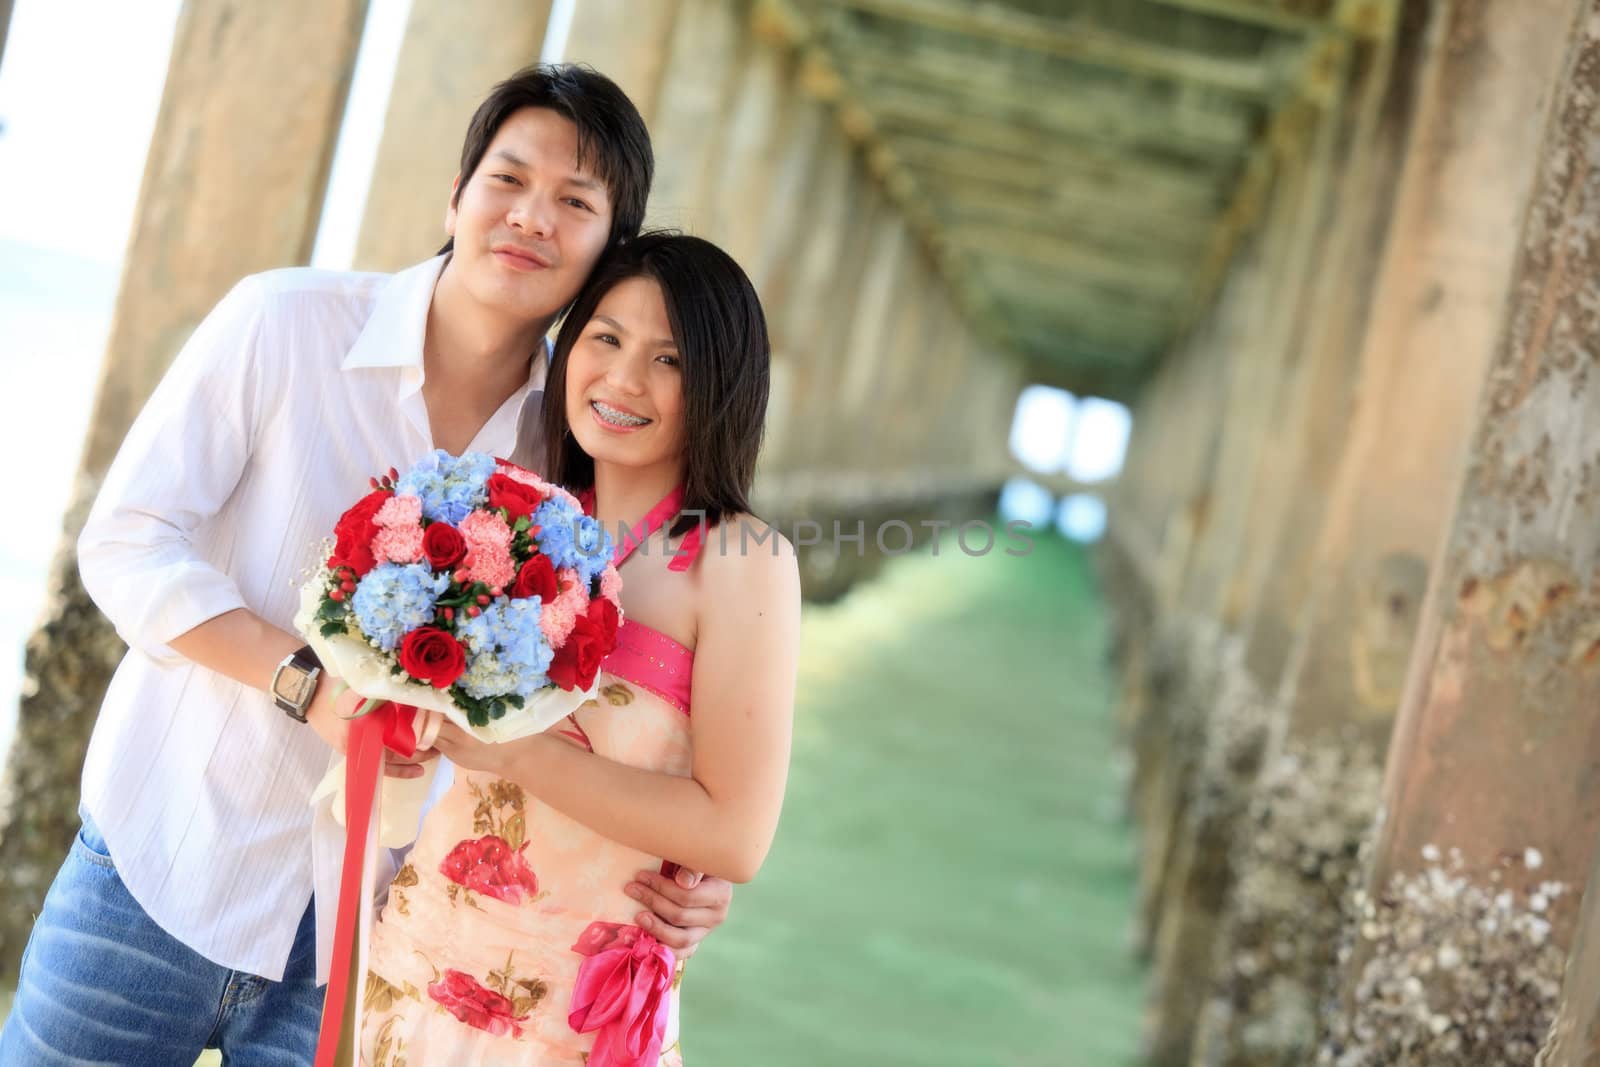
[492,173,519,184]
[594,333,620,346]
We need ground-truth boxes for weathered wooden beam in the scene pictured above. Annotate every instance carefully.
[885,131,1234,204]
[863,82,1252,157]
[954,233,1192,294]
[944,218,1211,268]
[1134,0,1330,35]
[872,109,1239,176]
[940,200,1216,254]
[833,39,1262,143]
[825,0,1283,96]
[899,139,1227,205]
[912,163,1225,227]
[981,262,1187,314]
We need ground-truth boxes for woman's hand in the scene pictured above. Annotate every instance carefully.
[429,720,542,779]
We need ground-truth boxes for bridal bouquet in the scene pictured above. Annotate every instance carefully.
[295,450,623,845]
[303,452,627,1064]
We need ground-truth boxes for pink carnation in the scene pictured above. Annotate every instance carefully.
[372,494,424,564]
[556,567,591,612]
[599,566,623,609]
[458,510,515,588]
[540,568,592,646]
[539,595,578,646]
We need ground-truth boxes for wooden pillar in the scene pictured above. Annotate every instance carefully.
[0,0,368,980]
[0,0,13,73]
[834,215,911,439]
[1202,1,1584,1060]
[1541,839,1600,1065]
[790,191,895,475]
[560,0,684,128]
[637,0,743,230]
[1190,7,1432,1064]
[1326,14,1600,1061]
[868,256,946,480]
[699,32,788,248]
[352,0,554,272]
[759,129,871,480]
[1137,100,1336,1060]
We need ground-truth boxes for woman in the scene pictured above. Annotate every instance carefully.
[359,233,800,1066]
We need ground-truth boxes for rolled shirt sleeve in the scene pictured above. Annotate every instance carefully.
[78,277,268,659]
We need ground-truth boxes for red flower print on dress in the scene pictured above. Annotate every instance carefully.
[437,834,541,904]
[571,921,642,957]
[427,968,530,1038]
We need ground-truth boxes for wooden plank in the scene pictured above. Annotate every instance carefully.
[1135,0,1330,35]
[888,134,1232,205]
[826,0,1283,96]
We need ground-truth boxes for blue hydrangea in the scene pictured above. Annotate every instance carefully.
[396,449,496,524]
[456,597,553,699]
[350,563,450,651]
[532,500,613,584]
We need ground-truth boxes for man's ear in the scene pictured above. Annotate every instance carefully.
[444,174,461,237]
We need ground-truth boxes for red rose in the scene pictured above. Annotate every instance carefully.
[327,489,389,577]
[486,473,545,521]
[587,596,620,646]
[547,612,606,692]
[437,834,541,904]
[571,921,642,957]
[426,968,528,1038]
[421,522,468,571]
[509,554,558,602]
[397,627,467,688]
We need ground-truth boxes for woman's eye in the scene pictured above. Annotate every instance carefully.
[564,198,593,212]
[656,354,681,368]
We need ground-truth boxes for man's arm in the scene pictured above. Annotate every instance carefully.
[74,278,401,764]
[166,609,356,757]
[78,278,266,662]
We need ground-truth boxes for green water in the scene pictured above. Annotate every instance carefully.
[5,533,1145,1067]
[683,534,1145,1067]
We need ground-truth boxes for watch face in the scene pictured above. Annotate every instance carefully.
[275,667,315,708]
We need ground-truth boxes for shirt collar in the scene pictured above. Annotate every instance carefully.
[339,254,552,398]
[340,255,447,373]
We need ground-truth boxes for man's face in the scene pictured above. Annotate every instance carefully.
[444,107,614,324]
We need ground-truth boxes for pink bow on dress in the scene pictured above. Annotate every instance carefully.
[568,922,676,1067]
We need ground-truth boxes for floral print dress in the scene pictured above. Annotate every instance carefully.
[361,528,699,1066]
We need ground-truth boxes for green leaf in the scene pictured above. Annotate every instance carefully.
[319,621,346,638]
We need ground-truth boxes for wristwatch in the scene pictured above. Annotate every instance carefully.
[271,645,322,722]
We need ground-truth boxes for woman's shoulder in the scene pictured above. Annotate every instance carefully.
[699,512,799,599]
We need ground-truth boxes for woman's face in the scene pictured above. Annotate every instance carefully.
[564,275,687,480]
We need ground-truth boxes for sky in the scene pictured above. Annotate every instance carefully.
[0,0,1109,759]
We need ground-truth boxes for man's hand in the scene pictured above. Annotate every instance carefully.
[625,867,733,960]
[304,680,436,779]
[303,676,351,754]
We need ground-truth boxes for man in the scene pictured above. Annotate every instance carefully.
[0,64,733,1065]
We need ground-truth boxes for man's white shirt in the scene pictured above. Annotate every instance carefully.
[77,255,547,982]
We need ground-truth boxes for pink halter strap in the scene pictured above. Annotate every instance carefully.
[582,486,706,572]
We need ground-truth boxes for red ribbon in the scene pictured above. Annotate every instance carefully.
[313,701,418,1067]
[568,923,675,1067]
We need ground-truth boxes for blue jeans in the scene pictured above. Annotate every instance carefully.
[0,814,322,1065]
